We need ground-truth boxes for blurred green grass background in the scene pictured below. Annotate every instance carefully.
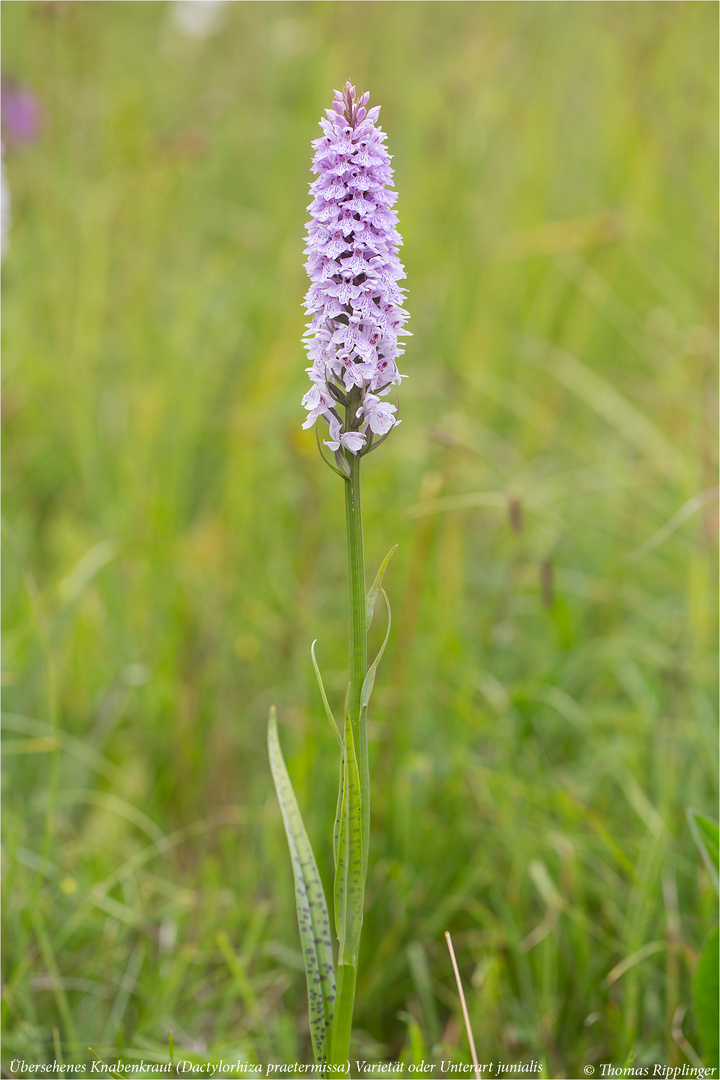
[2,1,717,1074]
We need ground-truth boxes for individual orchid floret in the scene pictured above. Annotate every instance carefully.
[302,81,409,458]
[324,414,366,454]
[357,393,398,436]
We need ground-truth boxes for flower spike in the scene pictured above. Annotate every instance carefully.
[302,81,410,457]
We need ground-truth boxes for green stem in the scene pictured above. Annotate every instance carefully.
[329,963,358,1067]
[344,446,369,873]
[327,445,368,1068]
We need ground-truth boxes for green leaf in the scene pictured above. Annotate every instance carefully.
[401,1011,429,1068]
[334,712,364,968]
[687,808,719,895]
[267,708,336,1065]
[360,588,392,713]
[333,749,345,873]
[310,641,346,871]
[694,927,719,1067]
[310,640,342,747]
[366,545,397,632]
[329,963,357,1065]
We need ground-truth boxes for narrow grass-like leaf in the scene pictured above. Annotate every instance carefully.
[310,640,346,872]
[310,639,348,875]
[310,640,342,747]
[407,940,443,1046]
[216,930,266,1035]
[360,587,392,713]
[687,808,719,895]
[267,708,336,1064]
[31,908,79,1051]
[334,712,364,968]
[366,545,397,632]
[403,1012,430,1067]
[88,1050,123,1080]
[694,927,719,1066]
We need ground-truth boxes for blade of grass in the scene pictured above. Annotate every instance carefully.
[445,930,480,1080]
[30,908,79,1053]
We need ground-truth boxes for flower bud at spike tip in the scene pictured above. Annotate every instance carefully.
[302,81,410,456]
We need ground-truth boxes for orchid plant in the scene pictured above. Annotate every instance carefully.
[268,81,409,1070]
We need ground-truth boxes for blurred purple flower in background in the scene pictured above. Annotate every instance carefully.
[1,146,9,261]
[1,79,41,143]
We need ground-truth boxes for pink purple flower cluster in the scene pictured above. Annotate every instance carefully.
[302,82,409,456]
